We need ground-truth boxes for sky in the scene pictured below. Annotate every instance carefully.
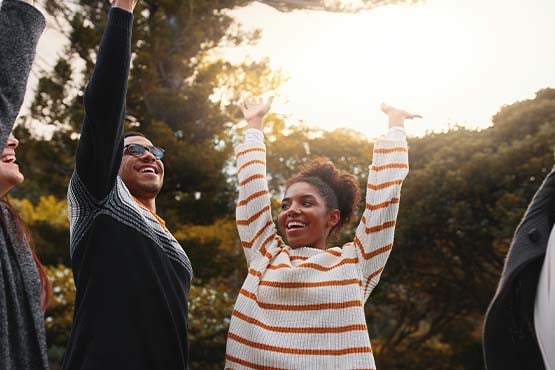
[25,0,555,139]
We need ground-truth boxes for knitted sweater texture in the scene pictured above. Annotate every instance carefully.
[61,9,192,370]
[225,131,408,370]
[0,1,48,369]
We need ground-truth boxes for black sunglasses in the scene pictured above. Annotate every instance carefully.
[123,144,165,160]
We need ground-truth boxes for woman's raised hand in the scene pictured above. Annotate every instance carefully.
[240,96,274,131]
[381,103,422,128]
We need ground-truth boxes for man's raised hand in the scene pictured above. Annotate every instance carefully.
[110,0,140,12]
[240,96,274,131]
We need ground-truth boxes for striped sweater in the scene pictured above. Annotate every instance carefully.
[225,129,409,369]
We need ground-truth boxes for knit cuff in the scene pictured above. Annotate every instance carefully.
[245,128,264,144]
[385,126,406,141]
[108,6,134,31]
[2,0,46,36]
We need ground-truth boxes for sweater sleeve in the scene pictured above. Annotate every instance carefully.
[0,0,45,148]
[353,129,409,302]
[74,8,133,200]
[234,135,281,265]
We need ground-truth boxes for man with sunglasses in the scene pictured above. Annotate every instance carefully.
[62,1,192,369]
[119,132,166,212]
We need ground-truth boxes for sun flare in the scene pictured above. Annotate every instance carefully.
[226,0,555,138]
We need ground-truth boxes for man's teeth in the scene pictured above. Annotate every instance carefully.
[287,221,306,229]
[140,167,156,174]
[2,155,15,163]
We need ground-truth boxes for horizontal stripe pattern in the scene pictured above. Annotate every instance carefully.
[225,354,287,370]
[374,146,407,154]
[240,173,266,186]
[236,205,271,226]
[228,333,372,356]
[362,219,396,234]
[227,136,408,369]
[237,159,265,174]
[226,351,375,370]
[364,267,384,292]
[236,147,266,159]
[267,257,358,272]
[232,310,367,334]
[367,179,403,191]
[354,238,393,260]
[366,197,400,211]
[240,289,362,311]
[371,163,409,172]
[237,189,269,207]
[258,278,361,289]
[240,220,273,248]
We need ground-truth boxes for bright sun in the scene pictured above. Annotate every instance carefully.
[225,0,555,138]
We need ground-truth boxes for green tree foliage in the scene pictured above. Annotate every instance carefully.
[174,217,246,284]
[19,0,283,225]
[11,195,70,265]
[188,283,237,369]
[44,265,75,366]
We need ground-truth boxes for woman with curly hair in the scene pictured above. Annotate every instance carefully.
[0,1,51,369]
[225,96,419,369]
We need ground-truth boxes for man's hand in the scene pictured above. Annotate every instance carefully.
[239,96,274,131]
[110,0,140,12]
[381,103,422,128]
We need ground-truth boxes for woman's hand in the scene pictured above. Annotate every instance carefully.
[381,103,422,128]
[239,96,274,131]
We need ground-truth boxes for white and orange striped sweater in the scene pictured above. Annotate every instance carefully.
[225,128,409,370]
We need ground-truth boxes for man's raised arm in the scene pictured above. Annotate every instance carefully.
[74,0,139,200]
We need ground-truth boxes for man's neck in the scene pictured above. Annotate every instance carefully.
[135,197,156,214]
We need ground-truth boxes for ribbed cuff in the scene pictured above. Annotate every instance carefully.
[3,0,46,35]
[245,128,264,144]
[108,6,134,30]
[385,126,406,141]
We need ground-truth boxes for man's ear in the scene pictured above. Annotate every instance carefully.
[327,209,341,228]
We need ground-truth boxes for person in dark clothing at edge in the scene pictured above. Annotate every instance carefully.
[62,1,193,369]
[0,1,51,369]
[483,161,555,370]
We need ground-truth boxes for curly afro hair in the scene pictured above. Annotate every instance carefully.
[284,157,361,235]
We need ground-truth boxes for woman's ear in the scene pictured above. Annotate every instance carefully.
[327,209,341,228]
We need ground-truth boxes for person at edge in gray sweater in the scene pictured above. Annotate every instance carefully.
[0,0,52,369]
[62,1,192,369]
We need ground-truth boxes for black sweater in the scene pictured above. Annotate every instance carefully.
[62,8,192,370]
[483,165,555,370]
